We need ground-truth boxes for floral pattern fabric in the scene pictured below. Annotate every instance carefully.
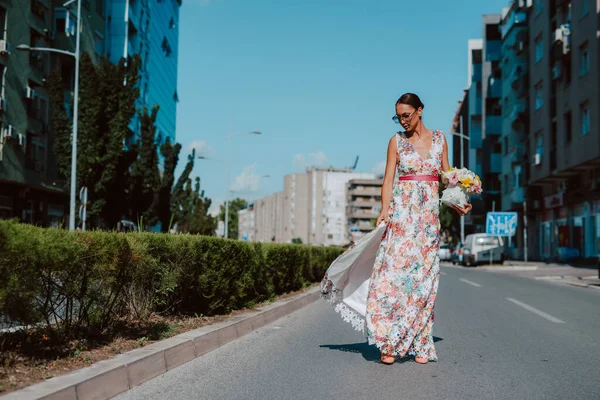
[365,130,444,361]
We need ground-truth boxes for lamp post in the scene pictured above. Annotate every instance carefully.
[17,0,81,231]
[224,129,261,239]
[450,116,470,244]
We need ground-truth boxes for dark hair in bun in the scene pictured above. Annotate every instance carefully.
[396,93,425,110]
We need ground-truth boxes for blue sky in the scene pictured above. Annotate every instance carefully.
[175,0,510,215]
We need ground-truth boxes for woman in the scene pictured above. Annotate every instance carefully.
[367,93,471,365]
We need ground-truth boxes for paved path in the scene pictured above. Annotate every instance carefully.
[116,264,600,400]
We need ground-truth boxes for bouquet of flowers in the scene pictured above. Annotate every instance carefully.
[440,167,482,208]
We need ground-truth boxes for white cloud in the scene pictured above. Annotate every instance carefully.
[188,140,214,157]
[372,160,386,175]
[293,152,329,169]
[231,163,261,193]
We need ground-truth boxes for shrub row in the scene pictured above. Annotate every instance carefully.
[0,220,342,340]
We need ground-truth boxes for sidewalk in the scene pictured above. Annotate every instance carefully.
[474,260,600,289]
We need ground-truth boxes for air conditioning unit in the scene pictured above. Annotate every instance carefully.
[0,40,9,55]
[26,86,36,99]
[6,125,14,138]
[534,153,541,165]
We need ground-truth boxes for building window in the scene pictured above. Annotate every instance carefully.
[535,36,543,63]
[96,0,104,16]
[0,6,6,40]
[565,111,572,143]
[169,18,176,29]
[535,82,543,110]
[581,0,589,17]
[514,165,522,188]
[580,43,589,76]
[161,37,172,57]
[535,131,544,163]
[534,0,542,16]
[581,102,590,135]
[94,32,103,56]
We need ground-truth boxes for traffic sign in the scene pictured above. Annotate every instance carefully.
[486,212,518,237]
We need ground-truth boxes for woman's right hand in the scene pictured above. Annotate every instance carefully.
[376,211,389,226]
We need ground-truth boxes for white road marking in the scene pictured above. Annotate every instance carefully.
[460,278,482,287]
[505,298,565,324]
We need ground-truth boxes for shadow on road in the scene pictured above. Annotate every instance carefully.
[320,336,443,363]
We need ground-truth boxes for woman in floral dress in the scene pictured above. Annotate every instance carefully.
[368,93,472,365]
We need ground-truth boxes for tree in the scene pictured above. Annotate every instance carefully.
[96,56,141,228]
[129,105,161,226]
[46,71,71,179]
[171,150,215,235]
[219,198,248,240]
[157,138,182,232]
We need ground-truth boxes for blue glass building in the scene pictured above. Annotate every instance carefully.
[105,0,181,144]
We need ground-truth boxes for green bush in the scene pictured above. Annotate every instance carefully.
[0,220,342,340]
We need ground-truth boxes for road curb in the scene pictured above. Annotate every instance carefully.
[1,287,321,400]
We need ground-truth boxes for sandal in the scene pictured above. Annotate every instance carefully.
[381,353,395,365]
[415,356,429,364]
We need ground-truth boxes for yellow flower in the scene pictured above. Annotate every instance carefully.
[448,167,456,172]
[460,177,473,188]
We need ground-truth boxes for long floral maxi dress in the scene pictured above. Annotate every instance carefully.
[365,130,444,361]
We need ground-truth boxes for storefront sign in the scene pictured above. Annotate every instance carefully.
[544,193,564,209]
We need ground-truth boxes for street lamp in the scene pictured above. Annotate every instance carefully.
[225,130,261,239]
[17,0,82,231]
[449,116,470,244]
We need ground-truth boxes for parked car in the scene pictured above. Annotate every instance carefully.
[461,234,504,266]
[451,242,463,265]
[438,243,453,261]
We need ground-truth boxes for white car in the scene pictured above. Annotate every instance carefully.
[462,234,504,266]
[438,244,453,261]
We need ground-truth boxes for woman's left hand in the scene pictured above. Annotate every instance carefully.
[451,202,472,216]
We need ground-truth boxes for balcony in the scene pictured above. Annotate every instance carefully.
[508,147,524,165]
[349,210,379,220]
[485,40,502,62]
[489,77,502,98]
[510,187,525,203]
[491,153,502,173]
[350,188,381,197]
[485,115,502,135]
[501,11,527,39]
[508,100,527,122]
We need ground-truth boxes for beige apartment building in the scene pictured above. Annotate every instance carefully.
[346,178,383,243]
[254,191,284,243]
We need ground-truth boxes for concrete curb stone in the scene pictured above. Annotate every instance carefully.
[1,287,321,400]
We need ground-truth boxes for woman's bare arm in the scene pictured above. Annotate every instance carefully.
[376,135,397,225]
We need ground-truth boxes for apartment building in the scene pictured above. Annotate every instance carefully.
[254,191,284,243]
[238,204,255,242]
[282,172,310,244]
[528,0,600,260]
[499,0,532,258]
[346,178,382,243]
[0,0,105,226]
[481,14,503,212]
[0,0,181,227]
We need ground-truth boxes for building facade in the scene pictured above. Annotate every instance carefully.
[481,14,503,213]
[106,0,181,144]
[0,0,106,226]
[528,0,600,260]
[0,0,181,227]
[346,178,382,243]
[238,204,255,242]
[499,0,531,258]
[457,0,600,261]
[282,172,310,244]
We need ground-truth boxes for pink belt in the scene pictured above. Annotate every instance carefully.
[398,175,439,182]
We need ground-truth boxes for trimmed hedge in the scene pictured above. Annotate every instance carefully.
[0,220,342,339]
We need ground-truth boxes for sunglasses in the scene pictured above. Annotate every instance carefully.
[392,110,418,124]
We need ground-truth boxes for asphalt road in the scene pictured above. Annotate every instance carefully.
[116,263,600,400]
